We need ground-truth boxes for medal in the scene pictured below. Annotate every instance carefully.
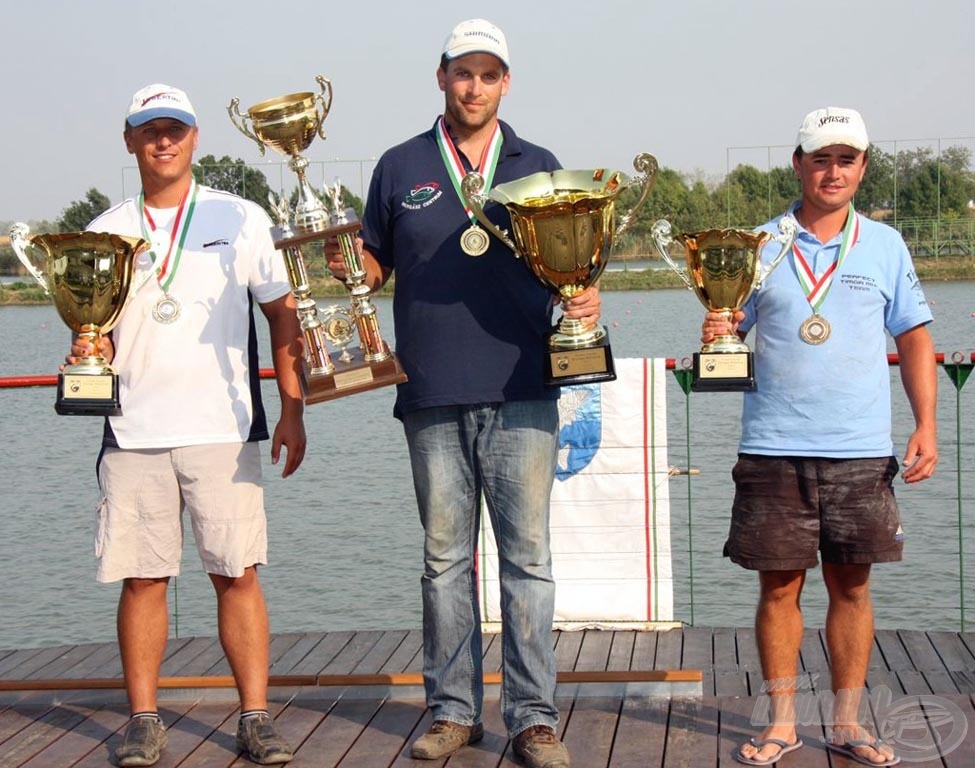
[460,225,489,256]
[436,116,503,258]
[799,314,830,344]
[152,294,181,324]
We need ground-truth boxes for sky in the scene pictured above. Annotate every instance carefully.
[3,0,973,223]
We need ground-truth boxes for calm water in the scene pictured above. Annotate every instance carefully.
[1,284,974,649]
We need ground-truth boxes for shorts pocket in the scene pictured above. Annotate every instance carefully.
[94,497,109,557]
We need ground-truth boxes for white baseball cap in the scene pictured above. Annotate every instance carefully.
[795,106,869,153]
[126,84,197,127]
[442,19,510,68]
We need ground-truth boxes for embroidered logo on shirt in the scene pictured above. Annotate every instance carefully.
[202,239,230,248]
[401,182,443,211]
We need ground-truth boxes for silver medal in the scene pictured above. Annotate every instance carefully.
[152,294,181,324]
[799,314,830,345]
[460,225,489,257]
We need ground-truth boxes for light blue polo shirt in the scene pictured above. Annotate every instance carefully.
[738,203,932,458]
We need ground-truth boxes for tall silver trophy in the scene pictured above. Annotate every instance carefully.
[651,218,796,391]
[462,153,658,386]
[228,77,405,403]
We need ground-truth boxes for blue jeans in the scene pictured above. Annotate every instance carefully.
[403,400,560,736]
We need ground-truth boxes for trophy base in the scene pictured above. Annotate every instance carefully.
[303,349,408,405]
[545,333,617,387]
[55,372,122,416]
[691,351,756,392]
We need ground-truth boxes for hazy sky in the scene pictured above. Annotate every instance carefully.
[3,0,973,222]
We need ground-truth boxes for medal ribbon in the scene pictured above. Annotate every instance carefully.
[793,202,860,312]
[436,116,503,224]
[138,178,198,293]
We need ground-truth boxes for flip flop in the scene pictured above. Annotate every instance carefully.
[735,737,804,765]
[825,738,901,766]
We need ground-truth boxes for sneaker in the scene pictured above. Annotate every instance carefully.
[235,713,294,765]
[512,725,570,768]
[115,715,167,767]
[411,720,484,759]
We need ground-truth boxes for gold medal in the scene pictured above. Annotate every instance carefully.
[460,225,489,257]
[152,294,181,324]
[799,314,830,345]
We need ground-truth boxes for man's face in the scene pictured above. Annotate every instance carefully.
[793,144,868,214]
[124,118,198,188]
[437,53,510,134]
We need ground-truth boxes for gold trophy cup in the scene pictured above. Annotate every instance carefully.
[10,224,148,415]
[651,217,797,391]
[462,153,658,386]
[228,78,405,404]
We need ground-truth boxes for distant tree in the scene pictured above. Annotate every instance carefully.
[57,188,111,232]
[194,155,274,215]
[856,144,896,214]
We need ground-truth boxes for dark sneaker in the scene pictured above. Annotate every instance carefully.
[513,725,570,768]
[236,713,294,764]
[411,720,484,759]
[115,716,167,767]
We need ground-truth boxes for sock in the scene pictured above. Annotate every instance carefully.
[240,709,269,722]
[130,711,161,723]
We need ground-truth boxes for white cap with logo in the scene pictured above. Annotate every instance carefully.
[442,18,510,68]
[795,106,869,153]
[126,84,197,128]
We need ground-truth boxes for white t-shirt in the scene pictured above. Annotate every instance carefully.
[89,185,291,449]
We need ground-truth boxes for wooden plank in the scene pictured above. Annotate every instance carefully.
[24,643,104,681]
[923,669,960,695]
[379,630,423,675]
[607,695,669,767]
[65,703,190,768]
[559,696,621,767]
[286,697,384,768]
[552,630,584,671]
[653,627,682,670]
[158,635,221,677]
[0,647,71,680]
[352,630,412,675]
[949,670,975,694]
[269,632,328,676]
[735,627,762,673]
[320,630,386,676]
[898,630,945,672]
[68,643,123,680]
[19,704,128,768]
[0,705,51,744]
[606,631,636,671]
[574,629,614,672]
[0,703,89,765]
[663,696,719,768]
[898,669,934,695]
[166,636,228,677]
[939,694,975,768]
[874,628,913,671]
[681,626,714,695]
[714,670,749,697]
[630,629,658,671]
[288,630,356,675]
[712,628,738,673]
[481,631,504,673]
[928,631,975,670]
[334,698,426,766]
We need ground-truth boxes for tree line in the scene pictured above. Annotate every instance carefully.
[3,146,973,275]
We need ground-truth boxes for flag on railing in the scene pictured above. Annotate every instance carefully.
[478,358,674,627]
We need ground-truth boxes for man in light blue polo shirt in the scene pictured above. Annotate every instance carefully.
[702,107,938,767]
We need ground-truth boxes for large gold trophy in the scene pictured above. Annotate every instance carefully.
[10,224,149,415]
[462,153,658,386]
[651,218,796,391]
[228,76,405,404]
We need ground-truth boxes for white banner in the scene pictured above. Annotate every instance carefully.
[478,358,674,627]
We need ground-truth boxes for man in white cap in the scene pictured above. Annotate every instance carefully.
[325,17,594,768]
[69,83,306,766]
[702,107,937,766]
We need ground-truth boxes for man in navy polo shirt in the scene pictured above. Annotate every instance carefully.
[326,18,597,768]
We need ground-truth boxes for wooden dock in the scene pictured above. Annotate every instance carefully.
[1,626,974,766]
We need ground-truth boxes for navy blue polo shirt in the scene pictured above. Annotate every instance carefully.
[362,118,561,418]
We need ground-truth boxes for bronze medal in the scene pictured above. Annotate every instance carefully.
[799,314,830,345]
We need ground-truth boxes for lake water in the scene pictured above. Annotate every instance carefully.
[1,284,974,649]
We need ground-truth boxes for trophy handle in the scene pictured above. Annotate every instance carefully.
[650,219,693,290]
[616,152,659,238]
[8,223,48,292]
[226,97,267,157]
[314,75,333,140]
[755,215,798,289]
[461,172,519,255]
